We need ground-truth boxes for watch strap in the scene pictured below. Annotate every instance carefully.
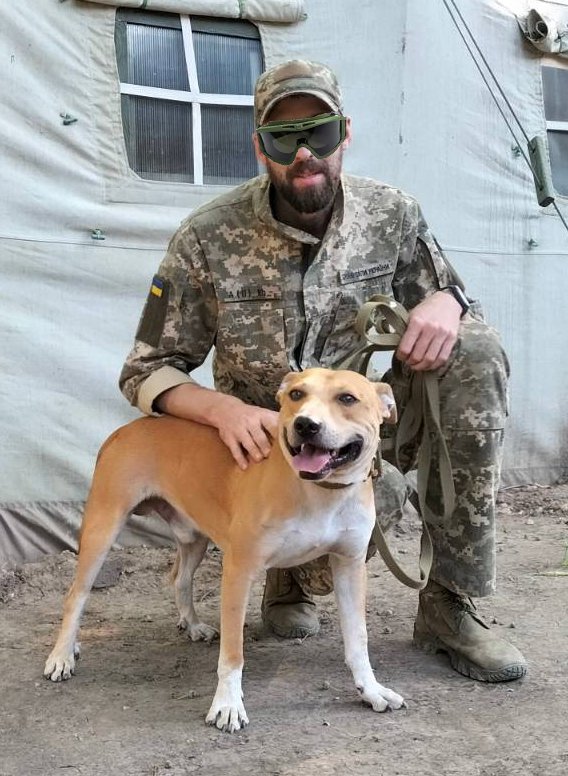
[440,285,470,317]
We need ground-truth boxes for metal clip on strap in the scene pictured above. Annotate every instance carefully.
[339,295,457,590]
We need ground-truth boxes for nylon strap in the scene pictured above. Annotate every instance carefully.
[336,295,456,590]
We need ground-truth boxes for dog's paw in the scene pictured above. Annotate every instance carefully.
[177,618,219,643]
[205,700,249,733]
[205,681,248,733]
[358,682,405,712]
[44,643,80,682]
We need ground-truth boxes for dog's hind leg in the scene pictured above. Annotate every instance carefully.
[44,488,132,682]
[330,553,405,712]
[172,532,218,643]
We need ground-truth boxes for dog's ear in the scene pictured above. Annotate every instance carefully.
[275,372,296,406]
[374,382,397,424]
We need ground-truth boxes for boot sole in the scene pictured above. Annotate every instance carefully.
[263,617,320,639]
[413,629,527,683]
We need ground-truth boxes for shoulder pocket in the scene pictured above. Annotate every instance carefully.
[136,276,170,348]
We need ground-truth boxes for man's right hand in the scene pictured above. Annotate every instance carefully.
[213,397,278,470]
[155,383,278,470]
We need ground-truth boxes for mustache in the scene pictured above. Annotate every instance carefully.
[287,160,328,177]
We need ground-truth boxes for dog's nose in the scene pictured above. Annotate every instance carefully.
[294,416,321,439]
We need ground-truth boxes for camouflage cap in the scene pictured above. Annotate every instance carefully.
[254,60,343,127]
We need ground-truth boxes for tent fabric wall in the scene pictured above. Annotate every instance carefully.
[1,0,567,565]
[393,0,568,484]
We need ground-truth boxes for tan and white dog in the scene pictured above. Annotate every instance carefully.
[44,368,404,731]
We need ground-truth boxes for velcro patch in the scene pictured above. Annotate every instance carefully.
[136,275,170,348]
[220,285,282,302]
[150,276,164,298]
[338,263,393,284]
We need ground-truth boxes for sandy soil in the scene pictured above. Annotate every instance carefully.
[1,484,567,776]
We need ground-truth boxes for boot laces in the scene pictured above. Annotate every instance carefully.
[439,587,481,627]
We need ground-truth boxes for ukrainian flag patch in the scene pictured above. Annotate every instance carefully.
[150,276,164,298]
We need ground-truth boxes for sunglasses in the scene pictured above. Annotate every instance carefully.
[256,113,346,165]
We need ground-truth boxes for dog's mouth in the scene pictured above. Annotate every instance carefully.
[284,431,364,480]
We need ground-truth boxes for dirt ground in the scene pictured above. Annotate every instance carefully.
[1,483,567,776]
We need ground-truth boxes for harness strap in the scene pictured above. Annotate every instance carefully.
[336,295,456,590]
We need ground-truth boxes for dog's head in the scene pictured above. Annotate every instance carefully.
[276,368,396,483]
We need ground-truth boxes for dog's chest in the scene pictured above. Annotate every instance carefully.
[260,496,374,569]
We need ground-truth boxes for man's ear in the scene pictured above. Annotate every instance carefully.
[374,382,397,424]
[342,115,353,151]
[252,132,268,166]
[276,372,296,406]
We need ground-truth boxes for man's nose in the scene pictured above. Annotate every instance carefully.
[293,145,314,162]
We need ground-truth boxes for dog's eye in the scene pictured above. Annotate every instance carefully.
[289,389,305,401]
[337,393,358,405]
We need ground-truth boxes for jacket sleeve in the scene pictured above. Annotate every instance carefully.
[119,223,218,415]
[391,197,464,310]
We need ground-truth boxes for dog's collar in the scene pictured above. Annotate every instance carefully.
[311,455,380,490]
[312,480,356,490]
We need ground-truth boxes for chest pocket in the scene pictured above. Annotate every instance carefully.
[319,272,393,367]
[216,292,289,379]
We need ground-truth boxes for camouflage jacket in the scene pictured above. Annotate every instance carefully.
[120,173,457,413]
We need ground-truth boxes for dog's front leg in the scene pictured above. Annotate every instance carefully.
[205,551,253,733]
[330,553,405,712]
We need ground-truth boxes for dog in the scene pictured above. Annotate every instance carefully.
[44,368,405,731]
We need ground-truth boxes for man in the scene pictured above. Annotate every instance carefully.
[120,60,526,683]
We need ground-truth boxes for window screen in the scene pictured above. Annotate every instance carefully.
[542,66,568,197]
[115,11,263,186]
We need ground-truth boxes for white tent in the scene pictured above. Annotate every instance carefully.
[1,0,567,565]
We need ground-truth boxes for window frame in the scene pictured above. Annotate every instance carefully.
[541,56,568,201]
[116,10,262,187]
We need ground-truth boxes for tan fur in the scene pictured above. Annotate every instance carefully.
[44,368,404,731]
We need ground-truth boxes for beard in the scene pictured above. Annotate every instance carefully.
[269,156,342,214]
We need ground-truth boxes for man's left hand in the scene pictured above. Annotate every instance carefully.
[396,291,462,371]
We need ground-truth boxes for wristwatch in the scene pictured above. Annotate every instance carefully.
[440,285,470,318]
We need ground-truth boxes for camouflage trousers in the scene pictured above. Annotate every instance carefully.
[292,317,509,600]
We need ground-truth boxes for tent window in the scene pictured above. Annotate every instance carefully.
[542,65,568,197]
[115,10,263,185]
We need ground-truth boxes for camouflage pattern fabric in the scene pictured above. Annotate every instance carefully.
[120,174,456,411]
[254,59,343,126]
[120,173,507,600]
[378,317,508,598]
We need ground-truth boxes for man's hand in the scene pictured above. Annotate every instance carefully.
[396,291,462,372]
[155,383,278,470]
[214,398,279,470]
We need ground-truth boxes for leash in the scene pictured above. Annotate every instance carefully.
[336,295,457,590]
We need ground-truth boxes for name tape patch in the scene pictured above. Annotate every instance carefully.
[221,285,282,302]
[338,263,393,284]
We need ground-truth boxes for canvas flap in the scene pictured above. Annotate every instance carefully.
[79,0,307,24]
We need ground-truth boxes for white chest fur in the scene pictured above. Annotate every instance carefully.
[259,490,375,570]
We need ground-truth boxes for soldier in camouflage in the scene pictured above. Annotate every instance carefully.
[120,60,526,683]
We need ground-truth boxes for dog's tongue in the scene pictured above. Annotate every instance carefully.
[292,444,332,474]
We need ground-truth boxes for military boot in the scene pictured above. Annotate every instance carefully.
[413,580,527,682]
[261,568,320,639]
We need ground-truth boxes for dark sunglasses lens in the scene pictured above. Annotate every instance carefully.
[306,120,342,154]
[261,130,301,163]
[260,118,343,164]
